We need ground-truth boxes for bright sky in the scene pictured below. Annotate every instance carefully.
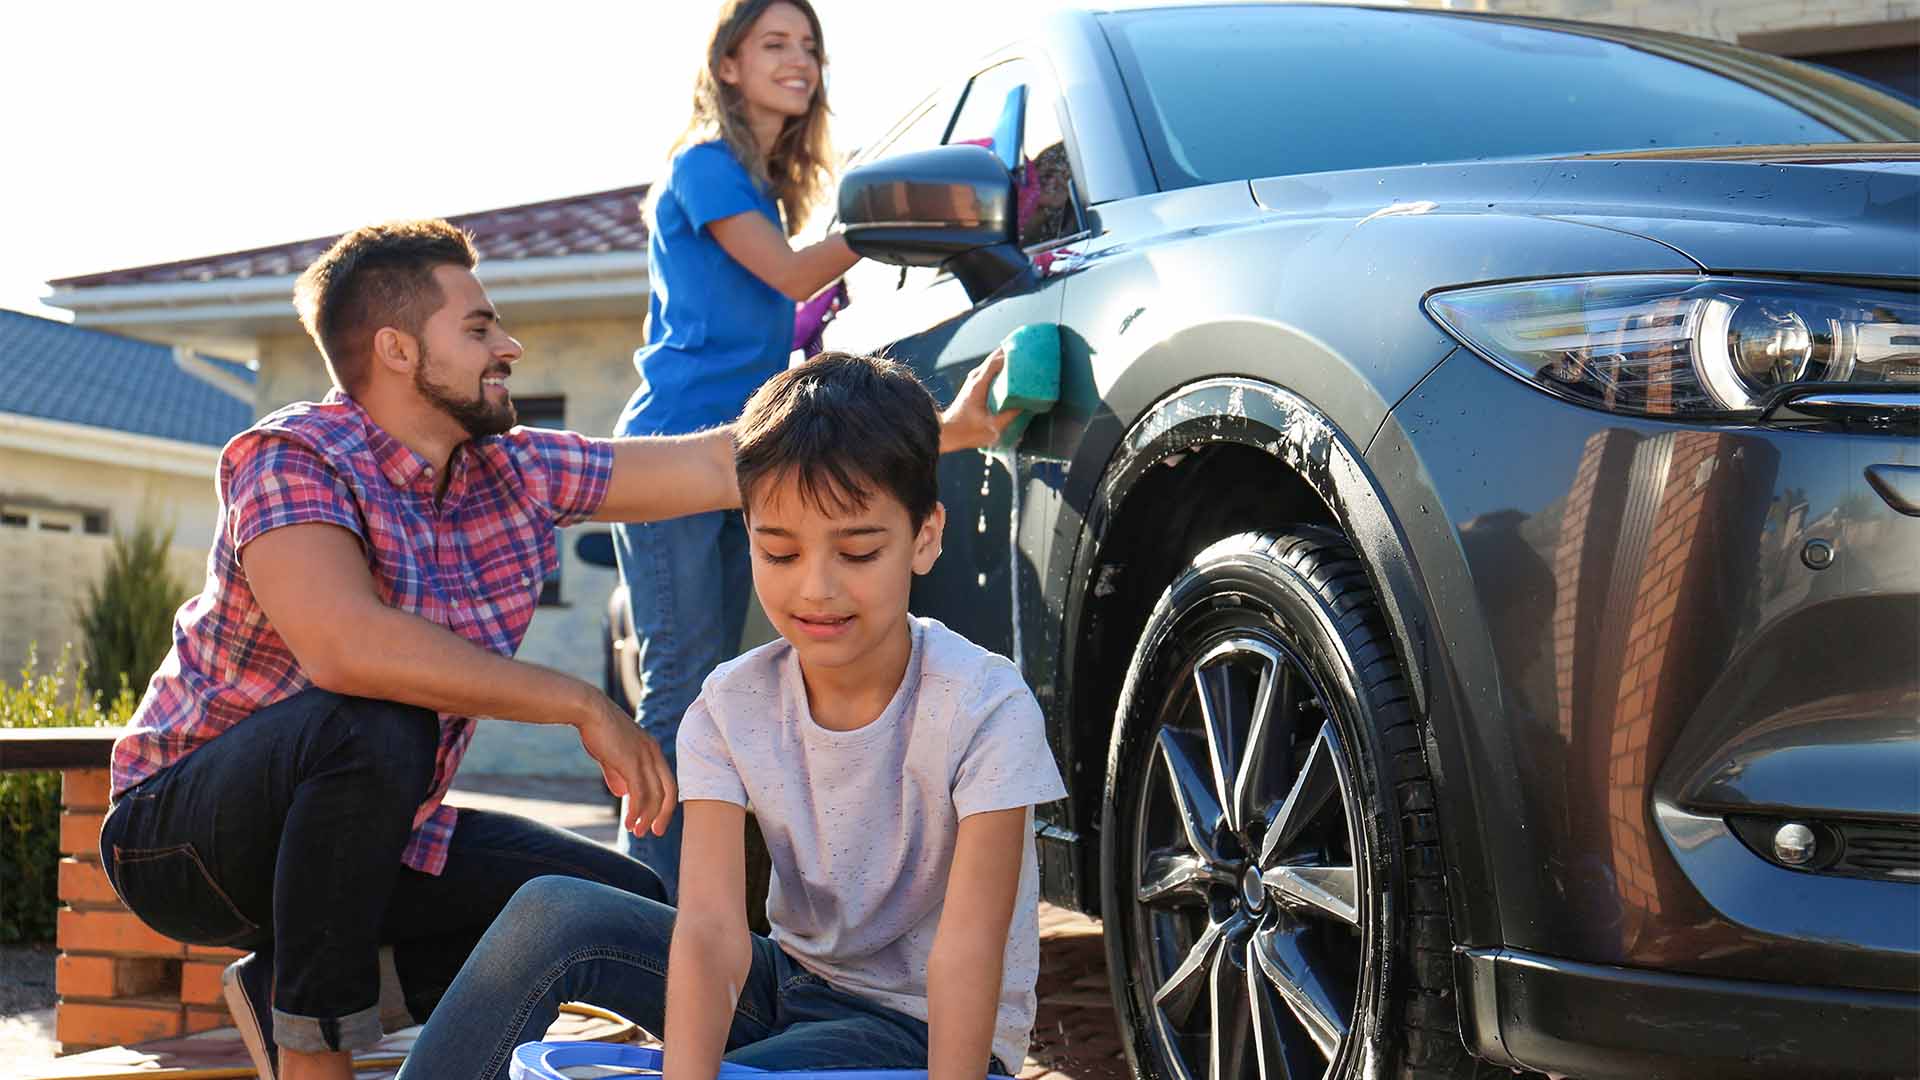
[0,0,1072,321]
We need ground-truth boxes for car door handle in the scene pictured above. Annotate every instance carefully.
[1864,464,1920,517]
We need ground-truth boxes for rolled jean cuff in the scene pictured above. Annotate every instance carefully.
[379,946,414,1031]
[273,1002,384,1054]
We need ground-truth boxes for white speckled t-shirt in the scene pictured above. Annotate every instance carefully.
[675,615,1069,1069]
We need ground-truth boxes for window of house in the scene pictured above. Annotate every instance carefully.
[1,503,106,534]
[513,395,569,606]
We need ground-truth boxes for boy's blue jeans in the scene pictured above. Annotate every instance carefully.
[392,876,1002,1080]
[611,509,752,900]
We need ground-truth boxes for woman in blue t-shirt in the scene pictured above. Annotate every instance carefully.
[613,0,861,897]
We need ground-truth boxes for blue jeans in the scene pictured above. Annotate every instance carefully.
[393,876,986,1080]
[98,689,665,1054]
[611,509,752,899]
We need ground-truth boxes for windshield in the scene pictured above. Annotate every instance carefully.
[1103,5,1920,190]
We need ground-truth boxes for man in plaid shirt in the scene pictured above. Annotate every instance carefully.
[96,220,1012,1080]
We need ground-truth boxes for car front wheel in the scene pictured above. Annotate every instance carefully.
[1101,529,1482,1080]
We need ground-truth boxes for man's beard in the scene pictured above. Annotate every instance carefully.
[414,345,516,439]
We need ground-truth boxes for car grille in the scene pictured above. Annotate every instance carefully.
[1836,821,1920,881]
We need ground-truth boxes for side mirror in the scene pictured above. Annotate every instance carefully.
[574,530,618,569]
[838,144,1028,302]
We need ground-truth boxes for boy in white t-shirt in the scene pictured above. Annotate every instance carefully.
[393,353,1066,1080]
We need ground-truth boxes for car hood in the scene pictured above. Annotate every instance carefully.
[1249,145,1920,281]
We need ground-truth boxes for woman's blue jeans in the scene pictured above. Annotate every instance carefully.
[392,876,944,1080]
[611,509,752,901]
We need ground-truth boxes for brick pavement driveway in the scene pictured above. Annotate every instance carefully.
[19,780,1138,1078]
[438,778,1137,1078]
[1022,905,1130,1080]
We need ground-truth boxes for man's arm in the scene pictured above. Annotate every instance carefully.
[927,806,1028,1080]
[242,522,676,837]
[593,349,1015,523]
[663,800,753,1080]
[592,427,740,524]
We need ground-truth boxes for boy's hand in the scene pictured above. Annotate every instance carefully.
[940,347,1021,453]
[575,691,677,837]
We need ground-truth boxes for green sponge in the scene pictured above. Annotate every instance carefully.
[987,323,1060,447]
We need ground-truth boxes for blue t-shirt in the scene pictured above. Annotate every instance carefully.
[618,141,796,437]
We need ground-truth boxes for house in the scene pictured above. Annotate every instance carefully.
[1461,0,1917,100]
[43,185,654,776]
[0,309,254,680]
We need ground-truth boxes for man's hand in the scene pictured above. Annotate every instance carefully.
[940,347,1022,453]
[573,690,677,838]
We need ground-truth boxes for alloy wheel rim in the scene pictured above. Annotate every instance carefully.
[1131,631,1367,1080]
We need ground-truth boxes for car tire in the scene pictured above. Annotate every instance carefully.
[603,603,633,717]
[1100,528,1486,1080]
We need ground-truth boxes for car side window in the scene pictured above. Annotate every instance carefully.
[946,61,1030,155]
[868,90,958,162]
[827,84,962,303]
[946,60,1083,251]
[1019,70,1082,249]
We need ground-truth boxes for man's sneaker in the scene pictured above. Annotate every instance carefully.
[221,953,277,1080]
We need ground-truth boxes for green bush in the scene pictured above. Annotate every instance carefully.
[0,647,134,943]
[78,518,189,700]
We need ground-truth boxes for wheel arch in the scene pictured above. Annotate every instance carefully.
[1052,376,1499,949]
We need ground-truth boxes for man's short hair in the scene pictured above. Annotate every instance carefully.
[292,220,478,393]
[734,352,941,527]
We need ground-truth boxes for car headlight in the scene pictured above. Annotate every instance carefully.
[1426,275,1920,419]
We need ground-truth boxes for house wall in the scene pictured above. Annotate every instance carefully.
[1452,0,1917,43]
[0,460,209,686]
[0,445,222,548]
[255,316,648,776]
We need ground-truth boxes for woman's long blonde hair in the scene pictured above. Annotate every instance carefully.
[670,0,834,236]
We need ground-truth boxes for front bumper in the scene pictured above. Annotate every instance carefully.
[1368,347,1919,1066]
[1457,946,1920,1080]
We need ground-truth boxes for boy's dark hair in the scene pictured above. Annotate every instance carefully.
[734,352,941,527]
[293,220,478,393]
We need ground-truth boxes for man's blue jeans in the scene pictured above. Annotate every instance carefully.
[611,509,752,900]
[98,689,665,1054]
[393,876,1001,1080]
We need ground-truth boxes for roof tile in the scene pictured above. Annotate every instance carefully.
[0,310,255,447]
[52,184,651,289]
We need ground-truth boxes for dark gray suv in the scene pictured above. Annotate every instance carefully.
[604,5,1920,1078]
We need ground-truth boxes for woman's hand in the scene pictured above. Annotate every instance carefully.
[940,347,1021,453]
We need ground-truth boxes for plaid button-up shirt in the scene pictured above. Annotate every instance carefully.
[112,390,614,875]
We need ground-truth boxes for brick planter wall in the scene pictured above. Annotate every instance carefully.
[54,766,239,1052]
